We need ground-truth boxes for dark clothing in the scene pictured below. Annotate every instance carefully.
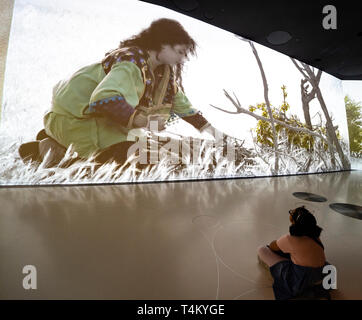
[270,259,330,300]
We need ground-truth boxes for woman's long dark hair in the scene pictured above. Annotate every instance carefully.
[119,18,197,92]
[289,206,323,239]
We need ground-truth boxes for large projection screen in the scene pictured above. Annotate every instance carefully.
[0,0,351,185]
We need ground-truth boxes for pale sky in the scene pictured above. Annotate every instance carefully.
[3,0,351,145]
[343,81,362,103]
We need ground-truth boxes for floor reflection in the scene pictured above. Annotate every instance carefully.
[0,171,361,299]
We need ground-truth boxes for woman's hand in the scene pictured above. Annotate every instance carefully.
[133,112,148,128]
[147,114,166,131]
[133,113,166,131]
[201,124,225,141]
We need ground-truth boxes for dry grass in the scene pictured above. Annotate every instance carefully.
[0,126,346,186]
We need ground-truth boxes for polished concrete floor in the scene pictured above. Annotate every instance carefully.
[0,171,361,299]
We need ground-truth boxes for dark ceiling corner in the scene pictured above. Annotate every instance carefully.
[141,0,362,80]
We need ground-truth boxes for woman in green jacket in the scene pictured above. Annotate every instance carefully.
[19,18,218,167]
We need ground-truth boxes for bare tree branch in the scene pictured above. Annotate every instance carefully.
[234,35,250,43]
[299,67,321,130]
[302,64,350,169]
[290,58,310,81]
[315,149,328,170]
[233,91,242,109]
[252,138,270,166]
[247,40,279,173]
[301,79,317,104]
[302,155,313,172]
[291,59,350,169]
[316,69,322,84]
[209,104,240,114]
[210,92,328,144]
[224,89,242,112]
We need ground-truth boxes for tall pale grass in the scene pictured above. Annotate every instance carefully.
[0,125,344,186]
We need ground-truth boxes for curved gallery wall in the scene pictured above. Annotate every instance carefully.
[0,0,356,186]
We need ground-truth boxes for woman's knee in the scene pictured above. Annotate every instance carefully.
[257,245,270,257]
[257,245,268,253]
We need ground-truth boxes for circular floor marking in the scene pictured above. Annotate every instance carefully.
[192,215,219,229]
[329,203,362,220]
[292,192,327,202]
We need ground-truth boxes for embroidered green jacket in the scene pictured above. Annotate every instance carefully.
[44,46,208,158]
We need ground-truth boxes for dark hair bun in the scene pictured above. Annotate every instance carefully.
[290,206,323,238]
[297,211,317,226]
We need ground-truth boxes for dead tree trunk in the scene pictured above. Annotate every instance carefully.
[247,41,279,174]
[300,79,316,130]
[291,59,350,170]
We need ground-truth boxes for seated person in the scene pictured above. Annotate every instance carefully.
[257,206,331,300]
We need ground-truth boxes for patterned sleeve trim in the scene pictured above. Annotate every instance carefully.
[88,95,135,127]
[180,111,209,130]
[173,110,197,117]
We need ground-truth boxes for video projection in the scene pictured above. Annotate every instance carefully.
[342,81,362,170]
[0,0,351,185]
